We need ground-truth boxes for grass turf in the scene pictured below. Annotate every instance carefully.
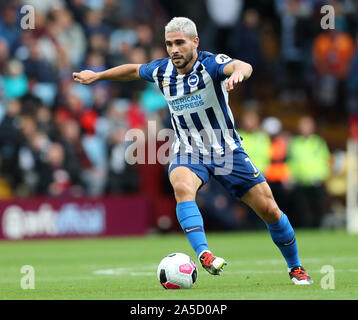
[0,229,357,300]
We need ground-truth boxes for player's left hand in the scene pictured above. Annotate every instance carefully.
[225,71,244,92]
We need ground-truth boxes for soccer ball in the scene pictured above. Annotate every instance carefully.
[157,253,198,289]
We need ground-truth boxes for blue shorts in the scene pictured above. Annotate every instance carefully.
[168,145,266,198]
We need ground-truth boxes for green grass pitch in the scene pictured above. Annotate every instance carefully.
[0,229,357,300]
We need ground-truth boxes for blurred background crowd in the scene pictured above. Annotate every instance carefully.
[0,0,357,230]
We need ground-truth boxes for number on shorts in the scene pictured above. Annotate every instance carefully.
[245,157,258,173]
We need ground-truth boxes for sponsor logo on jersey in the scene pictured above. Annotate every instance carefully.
[168,94,204,111]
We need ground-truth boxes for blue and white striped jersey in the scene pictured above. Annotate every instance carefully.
[139,50,242,155]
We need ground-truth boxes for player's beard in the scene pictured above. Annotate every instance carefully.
[172,50,194,70]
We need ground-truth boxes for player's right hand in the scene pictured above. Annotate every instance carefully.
[72,70,98,85]
[225,70,244,92]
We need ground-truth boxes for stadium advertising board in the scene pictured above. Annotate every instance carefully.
[0,196,150,240]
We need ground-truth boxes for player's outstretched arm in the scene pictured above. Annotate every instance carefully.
[72,64,142,85]
[223,60,253,92]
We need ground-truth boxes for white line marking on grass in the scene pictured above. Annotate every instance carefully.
[93,267,155,277]
[91,257,358,278]
[92,267,358,277]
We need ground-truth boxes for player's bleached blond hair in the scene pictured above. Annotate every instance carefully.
[164,17,198,39]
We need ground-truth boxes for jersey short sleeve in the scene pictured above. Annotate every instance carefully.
[202,52,236,82]
[139,59,165,82]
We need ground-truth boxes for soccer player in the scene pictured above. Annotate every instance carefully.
[73,17,313,285]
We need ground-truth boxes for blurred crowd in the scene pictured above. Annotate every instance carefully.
[0,0,356,229]
[198,112,346,230]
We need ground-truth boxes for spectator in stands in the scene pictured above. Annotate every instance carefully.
[54,83,86,125]
[313,29,355,80]
[0,4,21,53]
[136,24,155,57]
[23,38,58,84]
[36,141,83,196]
[35,104,56,139]
[106,125,139,194]
[81,119,108,196]
[108,24,138,67]
[83,8,111,38]
[205,0,243,55]
[262,117,290,183]
[3,59,28,100]
[139,82,168,127]
[287,116,331,228]
[118,47,148,100]
[262,116,293,220]
[101,0,123,29]
[0,37,9,74]
[0,99,23,190]
[87,32,109,57]
[50,7,86,68]
[23,130,51,195]
[229,9,263,101]
[237,109,271,174]
[312,26,355,114]
[56,118,95,195]
[35,21,69,75]
[274,0,314,100]
[15,115,44,195]
[22,38,58,106]
[91,85,109,116]
[65,122,106,198]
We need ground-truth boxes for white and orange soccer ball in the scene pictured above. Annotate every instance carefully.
[157,253,198,289]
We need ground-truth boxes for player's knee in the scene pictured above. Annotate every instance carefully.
[263,200,281,223]
[173,181,196,202]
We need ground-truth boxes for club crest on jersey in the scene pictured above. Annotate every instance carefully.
[188,74,199,87]
[215,54,231,64]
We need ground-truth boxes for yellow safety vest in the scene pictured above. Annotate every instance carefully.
[238,130,271,173]
[287,134,331,185]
